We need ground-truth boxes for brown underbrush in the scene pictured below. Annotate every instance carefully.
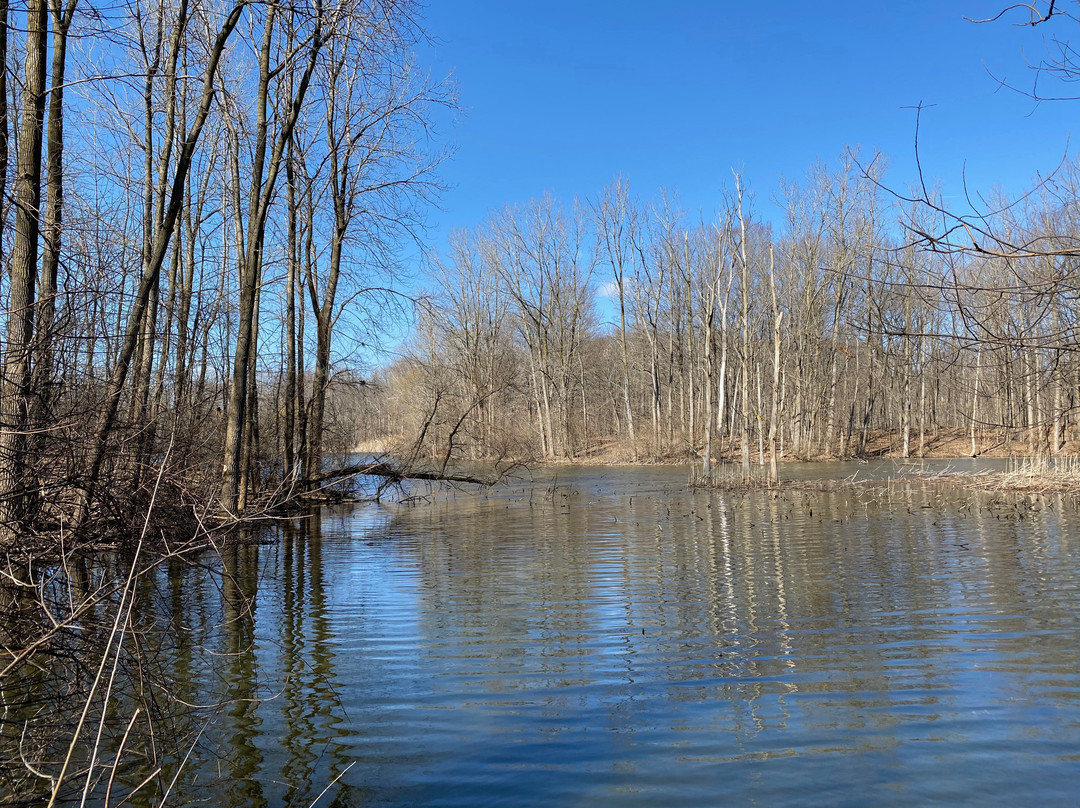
[399,427,1074,469]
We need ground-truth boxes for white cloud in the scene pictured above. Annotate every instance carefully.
[596,280,620,299]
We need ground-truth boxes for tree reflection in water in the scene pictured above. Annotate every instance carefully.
[6,465,1079,807]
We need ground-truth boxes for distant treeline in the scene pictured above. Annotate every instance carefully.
[366,156,1080,479]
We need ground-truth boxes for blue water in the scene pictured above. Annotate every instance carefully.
[148,464,1080,806]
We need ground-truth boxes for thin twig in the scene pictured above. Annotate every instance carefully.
[308,760,356,807]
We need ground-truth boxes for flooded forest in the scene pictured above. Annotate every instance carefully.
[0,0,1075,528]
[1,0,1079,806]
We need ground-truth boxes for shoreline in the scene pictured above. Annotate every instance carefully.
[361,428,1070,469]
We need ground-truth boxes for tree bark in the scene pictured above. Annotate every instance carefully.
[0,0,48,541]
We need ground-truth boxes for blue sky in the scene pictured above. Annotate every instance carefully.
[418,1,1077,239]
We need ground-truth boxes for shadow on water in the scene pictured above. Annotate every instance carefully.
[0,514,361,807]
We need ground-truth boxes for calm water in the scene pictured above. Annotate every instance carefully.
[153,463,1080,806]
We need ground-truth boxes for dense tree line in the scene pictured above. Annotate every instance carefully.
[0,0,448,542]
[375,153,1080,479]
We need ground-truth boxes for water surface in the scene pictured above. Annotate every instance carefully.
[161,463,1080,806]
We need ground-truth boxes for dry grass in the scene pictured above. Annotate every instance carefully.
[932,455,1080,494]
[351,439,392,454]
[690,455,1080,500]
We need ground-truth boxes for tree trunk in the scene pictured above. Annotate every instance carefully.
[0,0,48,540]
[221,4,322,513]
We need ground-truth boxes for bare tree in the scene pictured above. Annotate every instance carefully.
[0,0,49,541]
[220,0,325,514]
[595,178,641,457]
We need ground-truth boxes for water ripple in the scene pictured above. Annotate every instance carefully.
[168,467,1080,807]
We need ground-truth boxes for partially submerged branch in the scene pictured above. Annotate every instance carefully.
[304,459,502,490]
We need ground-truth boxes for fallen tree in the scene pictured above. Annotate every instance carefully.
[270,457,516,509]
[307,460,500,488]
